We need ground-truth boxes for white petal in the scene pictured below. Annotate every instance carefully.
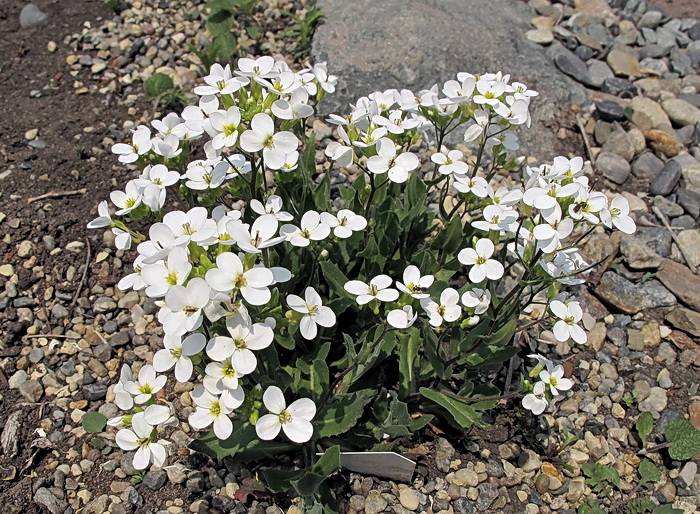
[255,414,281,440]
[115,429,139,451]
[282,418,314,443]
[213,415,233,440]
[133,446,152,470]
[263,386,286,413]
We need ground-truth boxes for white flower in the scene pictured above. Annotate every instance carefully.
[549,300,586,344]
[271,89,314,120]
[287,287,337,340]
[161,278,211,336]
[230,214,285,254]
[194,63,246,96]
[461,288,491,315]
[153,333,206,382]
[239,113,299,170]
[453,174,489,197]
[458,238,504,282]
[387,306,418,329]
[135,164,180,190]
[331,210,367,238]
[124,364,167,405]
[87,201,113,229]
[152,134,182,159]
[205,252,273,306]
[236,56,275,79]
[533,207,574,254]
[113,227,133,250]
[255,386,316,443]
[208,107,242,150]
[188,387,235,440]
[344,275,399,305]
[118,255,147,292]
[114,364,136,410]
[420,288,461,327]
[206,317,274,373]
[110,180,142,216]
[539,365,573,396]
[522,381,548,415]
[280,211,331,247]
[471,204,518,233]
[396,265,434,299]
[115,412,167,469]
[184,160,228,190]
[140,247,192,298]
[143,402,178,427]
[600,196,636,234]
[111,126,152,164]
[250,195,294,222]
[162,207,217,246]
[325,141,354,168]
[366,138,419,183]
[431,147,469,175]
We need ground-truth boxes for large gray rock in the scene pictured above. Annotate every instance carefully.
[311,0,587,159]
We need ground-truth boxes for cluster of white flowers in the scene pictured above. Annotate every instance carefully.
[522,354,574,415]
[88,57,637,470]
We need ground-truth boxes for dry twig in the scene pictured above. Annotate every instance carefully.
[652,206,698,274]
[27,188,87,203]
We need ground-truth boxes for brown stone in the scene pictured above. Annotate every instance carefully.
[657,259,700,311]
[689,401,700,431]
[665,307,700,337]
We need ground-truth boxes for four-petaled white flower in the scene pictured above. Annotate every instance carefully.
[161,278,211,335]
[549,300,586,344]
[539,364,573,396]
[124,364,167,405]
[206,317,274,374]
[458,238,504,283]
[461,288,491,315]
[115,412,168,469]
[431,147,469,176]
[205,252,274,305]
[329,209,367,238]
[209,107,242,150]
[188,386,235,440]
[153,333,206,382]
[111,126,152,164]
[601,196,636,235]
[522,381,548,415]
[287,287,337,340]
[420,288,461,327]
[239,113,299,170]
[280,211,331,247]
[366,138,419,183]
[255,386,316,443]
[396,265,434,299]
[344,275,399,305]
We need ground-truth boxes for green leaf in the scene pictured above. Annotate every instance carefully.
[143,73,174,97]
[406,172,426,209]
[419,388,483,429]
[625,498,657,514]
[82,412,107,434]
[207,8,233,37]
[344,331,397,388]
[430,216,463,256]
[582,463,620,494]
[314,389,374,438]
[310,358,329,403]
[465,344,519,368]
[577,498,606,514]
[398,328,420,397]
[665,419,700,461]
[637,459,661,487]
[319,260,351,299]
[211,32,237,62]
[291,446,341,496]
[246,25,260,39]
[636,411,654,446]
[313,171,330,211]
